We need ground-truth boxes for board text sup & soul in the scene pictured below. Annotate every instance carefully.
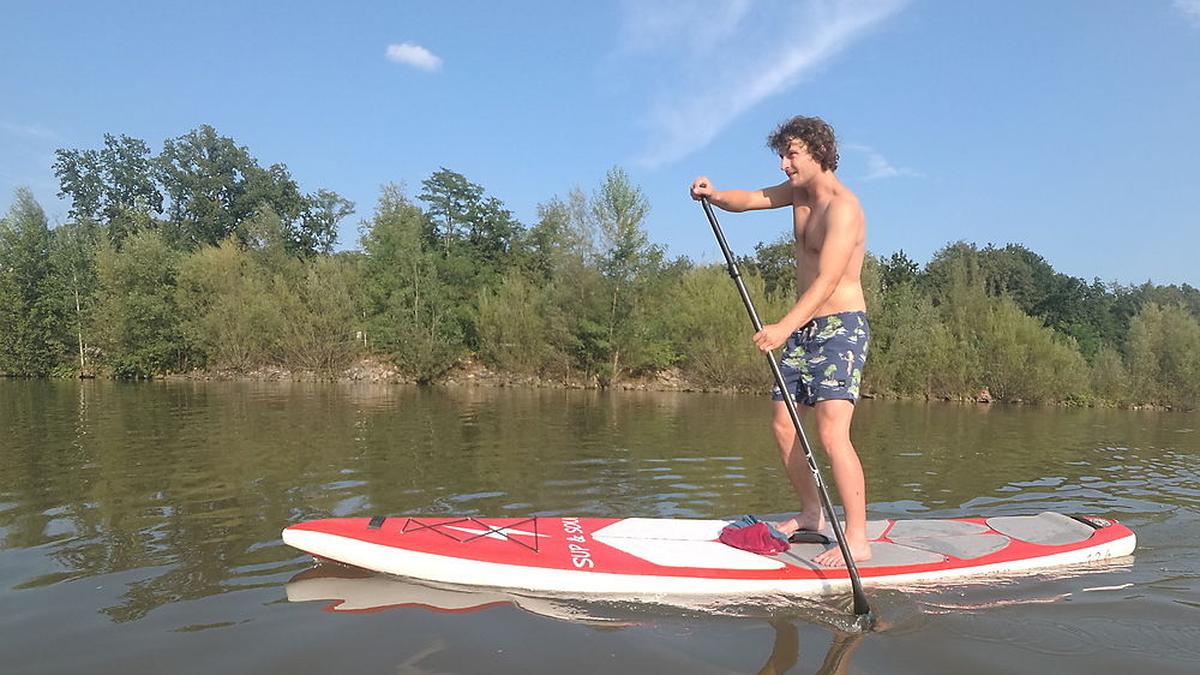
[282,512,1135,596]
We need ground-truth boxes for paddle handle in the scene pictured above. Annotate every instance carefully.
[700,198,873,622]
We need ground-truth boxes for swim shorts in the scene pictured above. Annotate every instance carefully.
[771,311,870,406]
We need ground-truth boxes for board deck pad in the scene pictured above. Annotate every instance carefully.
[283,512,1135,597]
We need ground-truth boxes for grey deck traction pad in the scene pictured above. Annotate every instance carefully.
[986,511,1096,546]
[780,511,1095,569]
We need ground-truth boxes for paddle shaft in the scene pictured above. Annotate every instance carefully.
[700,198,872,620]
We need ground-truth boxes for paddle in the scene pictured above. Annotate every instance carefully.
[700,197,874,626]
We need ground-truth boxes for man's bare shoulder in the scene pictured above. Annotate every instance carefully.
[822,193,865,227]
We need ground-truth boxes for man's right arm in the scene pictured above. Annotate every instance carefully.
[691,177,792,212]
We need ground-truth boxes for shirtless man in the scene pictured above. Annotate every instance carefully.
[690,115,871,566]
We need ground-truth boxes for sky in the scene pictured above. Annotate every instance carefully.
[2,0,1198,286]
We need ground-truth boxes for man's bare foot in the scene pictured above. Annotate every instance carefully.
[813,540,871,567]
[774,513,825,536]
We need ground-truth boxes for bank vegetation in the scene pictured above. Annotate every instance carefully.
[2,126,1197,410]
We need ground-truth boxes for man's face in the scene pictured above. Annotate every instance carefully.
[779,139,820,185]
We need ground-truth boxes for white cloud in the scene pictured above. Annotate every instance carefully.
[844,143,921,180]
[615,0,909,167]
[1175,0,1200,25]
[0,121,60,141]
[385,42,442,72]
[618,0,754,57]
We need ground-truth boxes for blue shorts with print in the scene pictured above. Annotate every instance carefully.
[771,311,870,406]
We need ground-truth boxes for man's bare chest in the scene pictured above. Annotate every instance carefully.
[792,205,828,255]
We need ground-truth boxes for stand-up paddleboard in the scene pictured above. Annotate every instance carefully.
[282,512,1135,597]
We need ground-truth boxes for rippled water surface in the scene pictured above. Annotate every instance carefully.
[1,380,1197,673]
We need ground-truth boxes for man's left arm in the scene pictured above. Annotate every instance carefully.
[753,202,858,352]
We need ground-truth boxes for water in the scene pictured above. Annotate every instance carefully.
[1,380,1197,673]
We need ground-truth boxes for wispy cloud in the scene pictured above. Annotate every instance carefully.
[844,143,921,181]
[385,42,442,72]
[0,121,60,141]
[1175,0,1200,25]
[615,0,909,167]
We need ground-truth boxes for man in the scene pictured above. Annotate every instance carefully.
[690,115,871,566]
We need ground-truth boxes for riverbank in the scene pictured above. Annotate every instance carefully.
[160,356,707,393]
[150,356,1183,411]
[7,356,1176,410]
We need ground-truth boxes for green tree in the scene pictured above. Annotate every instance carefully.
[157,125,306,248]
[297,189,354,256]
[92,230,182,377]
[980,297,1089,404]
[361,185,462,382]
[176,238,282,370]
[416,168,524,348]
[739,234,795,298]
[275,255,361,373]
[880,249,920,291]
[591,167,672,381]
[53,134,164,246]
[667,265,786,390]
[476,269,572,375]
[1126,303,1200,409]
[0,189,65,375]
[1089,344,1129,406]
[418,168,483,254]
[48,219,102,375]
[863,281,951,397]
[931,252,988,397]
[523,189,593,281]
[56,127,349,256]
[417,168,522,268]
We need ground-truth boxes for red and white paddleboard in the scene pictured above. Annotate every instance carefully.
[282,512,1135,597]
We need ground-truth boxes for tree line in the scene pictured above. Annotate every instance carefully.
[1,125,1197,409]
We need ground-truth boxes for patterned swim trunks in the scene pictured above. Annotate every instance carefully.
[771,311,870,406]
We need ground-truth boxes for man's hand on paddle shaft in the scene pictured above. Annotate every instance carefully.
[753,323,794,353]
[692,176,794,212]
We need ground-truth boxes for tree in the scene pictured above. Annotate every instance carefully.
[297,189,354,256]
[667,265,780,390]
[92,230,182,377]
[175,238,282,370]
[880,249,920,291]
[0,189,66,375]
[157,125,302,247]
[417,168,521,267]
[417,168,484,254]
[49,219,101,375]
[523,189,593,281]
[415,168,525,349]
[863,280,950,397]
[361,184,463,382]
[275,254,361,373]
[53,134,164,245]
[590,167,673,381]
[56,127,348,256]
[739,234,794,298]
[1126,303,1200,409]
[476,269,572,375]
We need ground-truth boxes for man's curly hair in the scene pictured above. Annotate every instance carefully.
[767,116,839,172]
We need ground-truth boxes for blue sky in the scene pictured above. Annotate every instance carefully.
[2,1,1198,285]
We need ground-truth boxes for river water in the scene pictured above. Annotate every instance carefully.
[1,380,1197,674]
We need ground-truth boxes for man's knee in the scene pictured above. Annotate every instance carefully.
[818,426,852,454]
[814,400,854,451]
[772,416,796,444]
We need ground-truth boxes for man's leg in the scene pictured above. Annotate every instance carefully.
[811,399,871,566]
[770,401,824,533]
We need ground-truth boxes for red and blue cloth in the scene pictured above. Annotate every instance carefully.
[718,515,791,555]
